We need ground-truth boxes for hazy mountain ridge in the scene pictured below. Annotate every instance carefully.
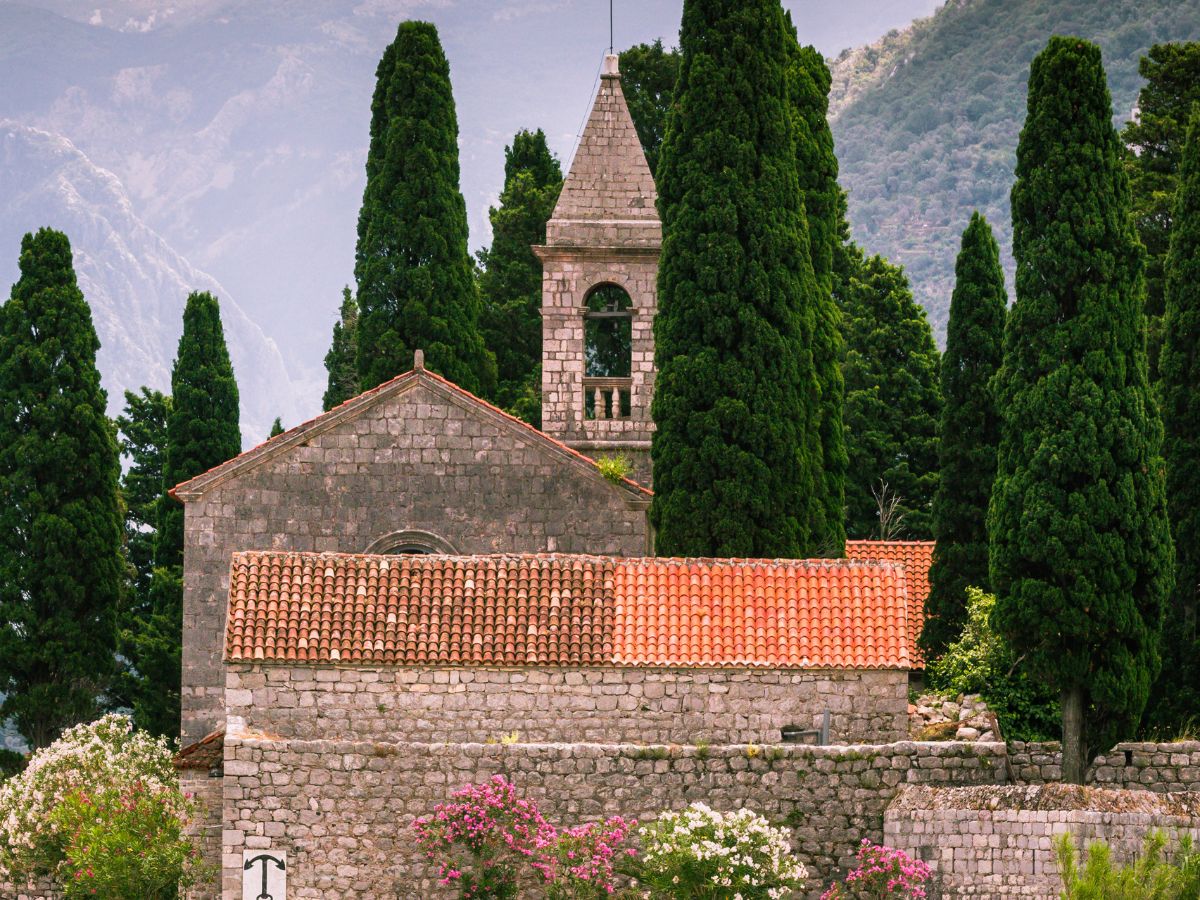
[828,0,1200,338]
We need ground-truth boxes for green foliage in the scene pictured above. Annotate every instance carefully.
[322,286,359,411]
[1122,42,1200,380]
[990,37,1173,774]
[922,213,1006,657]
[926,588,1059,741]
[1056,831,1200,900]
[788,35,847,556]
[0,749,26,781]
[651,0,823,558]
[478,128,562,426]
[595,454,633,485]
[831,0,1200,338]
[355,20,495,395]
[269,417,283,438]
[840,254,942,539]
[0,228,123,749]
[1153,106,1200,731]
[618,39,680,179]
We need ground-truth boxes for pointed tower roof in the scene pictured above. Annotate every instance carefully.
[545,54,661,249]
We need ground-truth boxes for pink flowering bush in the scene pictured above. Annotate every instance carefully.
[821,841,933,899]
[413,776,638,899]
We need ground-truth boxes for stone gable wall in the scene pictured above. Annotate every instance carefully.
[220,731,1008,900]
[225,663,909,746]
[180,380,650,744]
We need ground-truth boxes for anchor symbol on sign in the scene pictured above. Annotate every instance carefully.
[243,853,286,900]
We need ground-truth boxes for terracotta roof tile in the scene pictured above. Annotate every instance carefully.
[173,726,224,771]
[226,552,912,670]
[846,540,934,667]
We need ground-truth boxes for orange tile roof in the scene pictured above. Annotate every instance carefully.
[225,552,913,670]
[846,540,934,667]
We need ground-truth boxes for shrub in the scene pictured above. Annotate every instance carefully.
[0,713,200,891]
[632,802,807,899]
[821,840,933,899]
[0,748,26,780]
[1056,830,1200,899]
[538,817,637,900]
[925,587,1059,740]
[596,454,634,484]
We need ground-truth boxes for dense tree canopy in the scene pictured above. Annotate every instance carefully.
[1154,105,1200,729]
[322,286,359,411]
[355,20,495,395]
[990,37,1172,783]
[478,129,562,426]
[0,228,123,748]
[651,0,823,558]
[922,213,1006,659]
[1122,42,1200,381]
[840,254,942,540]
[619,40,680,179]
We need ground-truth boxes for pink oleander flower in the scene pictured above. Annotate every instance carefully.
[821,840,933,900]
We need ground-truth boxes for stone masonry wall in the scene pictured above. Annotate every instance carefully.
[220,727,1008,900]
[180,376,651,744]
[885,784,1200,898]
[1008,740,1200,792]
[226,664,909,746]
[181,769,223,898]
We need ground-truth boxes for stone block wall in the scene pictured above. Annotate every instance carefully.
[181,769,223,897]
[220,725,1008,900]
[179,375,651,744]
[1009,740,1200,792]
[225,664,909,746]
[885,784,1200,898]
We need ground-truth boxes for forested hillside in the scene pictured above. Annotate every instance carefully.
[829,0,1200,337]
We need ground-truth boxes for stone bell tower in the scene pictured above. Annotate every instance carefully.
[534,52,660,486]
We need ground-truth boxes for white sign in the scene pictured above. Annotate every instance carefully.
[242,849,286,900]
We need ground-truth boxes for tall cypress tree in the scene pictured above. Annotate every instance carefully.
[322,286,359,411]
[1121,42,1200,381]
[991,37,1172,783]
[1154,106,1200,729]
[788,36,846,556]
[478,129,562,426]
[651,0,821,558]
[922,213,1006,659]
[841,255,942,540]
[0,228,123,748]
[355,21,495,395]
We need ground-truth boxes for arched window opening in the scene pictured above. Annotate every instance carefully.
[364,529,458,555]
[583,284,633,420]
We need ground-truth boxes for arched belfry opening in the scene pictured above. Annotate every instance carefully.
[533,52,660,486]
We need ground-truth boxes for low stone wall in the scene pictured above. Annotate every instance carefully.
[181,769,223,897]
[220,724,1007,899]
[226,663,909,746]
[885,783,1200,898]
[1010,741,1200,792]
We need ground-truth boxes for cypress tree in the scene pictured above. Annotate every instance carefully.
[841,255,942,540]
[478,129,562,426]
[269,417,284,438]
[651,0,822,558]
[1154,106,1200,729]
[788,36,847,556]
[1121,43,1200,381]
[355,21,495,395]
[991,37,1172,783]
[0,228,123,748]
[922,213,1006,659]
[322,286,359,411]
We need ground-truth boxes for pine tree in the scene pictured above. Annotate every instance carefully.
[1154,105,1200,729]
[322,286,359,411]
[619,40,680,179]
[922,213,1006,659]
[478,129,562,426]
[788,35,846,556]
[991,37,1172,783]
[651,0,822,558]
[355,21,495,395]
[841,255,942,540]
[1121,42,1200,381]
[0,228,123,748]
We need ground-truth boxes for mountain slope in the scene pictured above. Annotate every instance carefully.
[830,0,1200,338]
[0,121,299,443]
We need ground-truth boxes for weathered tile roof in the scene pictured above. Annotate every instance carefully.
[173,725,225,771]
[846,540,934,666]
[225,552,913,670]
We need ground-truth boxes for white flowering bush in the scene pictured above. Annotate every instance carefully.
[632,802,807,899]
[0,713,195,888]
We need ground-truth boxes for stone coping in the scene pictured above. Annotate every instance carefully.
[890,783,1200,816]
